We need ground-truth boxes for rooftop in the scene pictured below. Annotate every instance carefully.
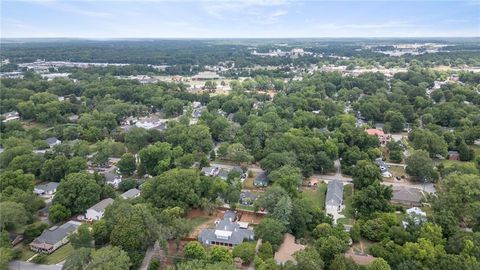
[121,188,140,199]
[326,181,343,207]
[31,221,81,246]
[88,198,114,213]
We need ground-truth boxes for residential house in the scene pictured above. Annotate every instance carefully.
[192,71,220,81]
[325,181,344,220]
[30,221,81,254]
[201,166,220,177]
[391,187,424,207]
[402,207,427,228]
[365,128,391,146]
[254,171,268,187]
[192,106,207,118]
[9,232,23,246]
[374,158,392,178]
[239,190,257,206]
[121,188,141,199]
[46,137,61,148]
[85,198,114,221]
[67,115,79,123]
[1,111,20,122]
[448,150,460,161]
[274,233,306,266]
[103,168,122,188]
[34,182,60,197]
[198,211,254,247]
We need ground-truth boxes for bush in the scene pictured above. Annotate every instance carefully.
[147,258,160,270]
[32,254,47,264]
[23,222,48,243]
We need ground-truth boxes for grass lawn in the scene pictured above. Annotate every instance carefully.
[16,245,35,261]
[189,216,212,228]
[237,204,255,211]
[389,165,406,178]
[302,183,327,210]
[44,243,73,264]
[243,177,255,189]
[340,184,355,223]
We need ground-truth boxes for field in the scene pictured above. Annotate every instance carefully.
[301,182,327,210]
[339,184,355,225]
[44,243,74,264]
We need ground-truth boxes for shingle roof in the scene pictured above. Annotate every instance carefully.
[121,188,140,199]
[392,187,423,203]
[88,198,114,213]
[45,137,60,145]
[35,182,59,193]
[198,211,254,246]
[326,181,344,207]
[32,221,81,246]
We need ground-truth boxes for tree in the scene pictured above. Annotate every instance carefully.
[384,111,405,133]
[226,143,253,164]
[268,165,303,196]
[352,182,393,218]
[49,204,71,223]
[432,173,480,230]
[0,201,29,230]
[70,224,93,249]
[66,157,87,174]
[209,246,233,264]
[293,248,324,270]
[164,98,184,117]
[53,173,101,214]
[406,150,437,182]
[260,152,297,173]
[103,201,160,266]
[315,236,348,266]
[457,141,474,161]
[92,219,109,246]
[183,241,207,261]
[62,248,91,270]
[255,218,286,250]
[0,170,34,192]
[389,151,402,163]
[117,153,136,176]
[41,155,68,182]
[271,195,293,227]
[142,168,200,209]
[232,242,256,265]
[367,258,391,270]
[125,128,150,152]
[258,242,274,261]
[87,246,131,270]
[139,142,175,176]
[352,160,382,189]
[147,258,160,270]
[255,186,288,213]
[408,129,447,157]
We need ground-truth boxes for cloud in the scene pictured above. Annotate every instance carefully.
[32,0,113,18]
[201,0,290,18]
[314,21,413,30]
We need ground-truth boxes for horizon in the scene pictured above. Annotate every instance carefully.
[2,0,479,39]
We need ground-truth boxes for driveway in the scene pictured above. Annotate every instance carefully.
[9,261,62,270]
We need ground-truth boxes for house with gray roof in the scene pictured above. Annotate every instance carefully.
[325,181,344,218]
[34,182,60,196]
[239,190,257,206]
[198,211,254,247]
[30,221,81,254]
[374,157,392,178]
[121,188,140,199]
[85,198,114,221]
[254,171,268,187]
[391,187,424,207]
[46,137,61,148]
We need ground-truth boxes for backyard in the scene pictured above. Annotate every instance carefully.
[338,184,355,225]
[301,182,327,210]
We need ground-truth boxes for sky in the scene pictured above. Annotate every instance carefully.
[2,0,479,38]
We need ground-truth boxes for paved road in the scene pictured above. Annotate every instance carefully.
[211,160,436,194]
[9,261,62,270]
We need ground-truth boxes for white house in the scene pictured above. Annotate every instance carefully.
[85,198,114,221]
[34,182,60,197]
[1,111,20,123]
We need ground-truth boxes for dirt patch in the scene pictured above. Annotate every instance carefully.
[238,211,263,224]
[186,209,223,238]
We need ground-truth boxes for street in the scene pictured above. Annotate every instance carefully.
[9,261,62,270]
